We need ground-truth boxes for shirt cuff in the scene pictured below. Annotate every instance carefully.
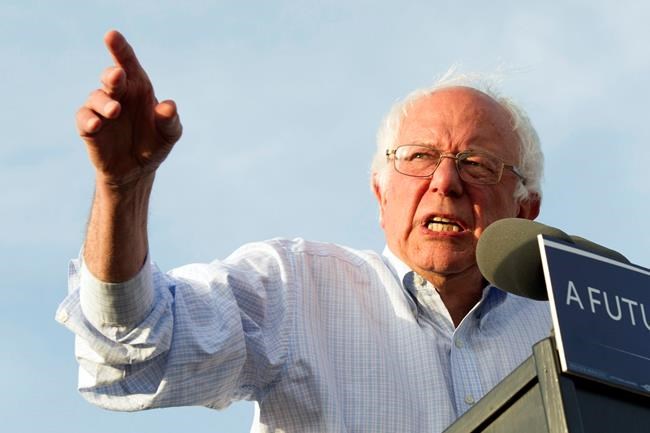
[79,258,155,328]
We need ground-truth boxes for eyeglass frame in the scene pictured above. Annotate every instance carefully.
[385,144,527,185]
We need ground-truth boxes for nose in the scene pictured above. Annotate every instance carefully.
[429,155,464,196]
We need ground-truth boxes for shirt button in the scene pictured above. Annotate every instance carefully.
[56,310,69,323]
[454,338,464,349]
[464,394,475,405]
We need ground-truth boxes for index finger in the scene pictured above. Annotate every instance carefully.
[104,29,144,74]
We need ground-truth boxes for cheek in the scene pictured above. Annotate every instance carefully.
[382,192,411,231]
[470,188,520,230]
[381,179,427,233]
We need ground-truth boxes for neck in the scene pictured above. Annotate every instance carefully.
[418,266,485,327]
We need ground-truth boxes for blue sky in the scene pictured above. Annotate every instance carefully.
[2,1,649,432]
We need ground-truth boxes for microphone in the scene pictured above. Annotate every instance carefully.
[476,218,630,300]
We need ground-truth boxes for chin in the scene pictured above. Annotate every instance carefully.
[414,251,476,276]
[413,259,451,274]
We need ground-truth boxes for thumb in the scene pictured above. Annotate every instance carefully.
[154,100,182,144]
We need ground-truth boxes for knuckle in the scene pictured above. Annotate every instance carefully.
[103,66,124,84]
[87,88,102,101]
[76,106,94,121]
[100,67,113,81]
[86,89,110,106]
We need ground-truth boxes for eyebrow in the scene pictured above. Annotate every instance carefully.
[402,127,510,154]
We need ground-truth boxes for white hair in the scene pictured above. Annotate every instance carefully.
[371,68,543,202]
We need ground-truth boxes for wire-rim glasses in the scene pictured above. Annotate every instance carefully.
[386,144,526,185]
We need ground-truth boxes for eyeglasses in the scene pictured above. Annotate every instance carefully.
[386,144,526,185]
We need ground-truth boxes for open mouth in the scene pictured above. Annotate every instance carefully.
[426,216,464,233]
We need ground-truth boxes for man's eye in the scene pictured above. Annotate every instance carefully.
[461,159,484,167]
[410,152,436,160]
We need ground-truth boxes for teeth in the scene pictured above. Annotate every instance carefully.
[432,217,453,223]
[427,217,462,232]
[427,222,461,232]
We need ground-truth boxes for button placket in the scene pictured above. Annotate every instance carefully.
[450,317,485,416]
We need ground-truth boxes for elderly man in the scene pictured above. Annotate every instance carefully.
[57,31,550,432]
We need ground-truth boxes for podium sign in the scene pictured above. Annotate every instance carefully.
[538,235,650,396]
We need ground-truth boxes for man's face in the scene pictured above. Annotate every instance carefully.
[374,87,540,281]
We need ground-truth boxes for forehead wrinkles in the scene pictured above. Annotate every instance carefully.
[398,88,519,158]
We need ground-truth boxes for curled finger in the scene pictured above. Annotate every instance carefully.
[154,100,182,144]
[76,106,103,137]
[100,66,126,98]
[84,89,122,119]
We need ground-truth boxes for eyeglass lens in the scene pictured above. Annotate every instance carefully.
[393,145,503,184]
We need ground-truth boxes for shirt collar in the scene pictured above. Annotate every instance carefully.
[381,246,413,286]
[381,245,508,327]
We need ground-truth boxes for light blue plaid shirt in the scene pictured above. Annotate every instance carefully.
[56,238,551,432]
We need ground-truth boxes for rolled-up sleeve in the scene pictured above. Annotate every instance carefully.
[55,240,295,412]
[78,259,155,330]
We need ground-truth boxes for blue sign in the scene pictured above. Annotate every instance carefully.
[538,235,650,395]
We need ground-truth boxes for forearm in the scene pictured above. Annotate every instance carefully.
[83,171,154,282]
[77,31,180,282]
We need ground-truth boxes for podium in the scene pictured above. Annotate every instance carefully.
[443,337,650,433]
[457,227,650,432]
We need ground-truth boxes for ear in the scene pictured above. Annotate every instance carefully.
[372,173,386,228]
[516,193,541,220]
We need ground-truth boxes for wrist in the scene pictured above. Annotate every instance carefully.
[84,171,153,282]
[92,171,154,229]
[95,170,156,198]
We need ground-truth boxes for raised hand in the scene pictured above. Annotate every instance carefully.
[79,30,181,282]
[76,30,182,187]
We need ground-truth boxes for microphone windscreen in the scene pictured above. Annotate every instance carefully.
[476,218,572,300]
[569,235,630,264]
